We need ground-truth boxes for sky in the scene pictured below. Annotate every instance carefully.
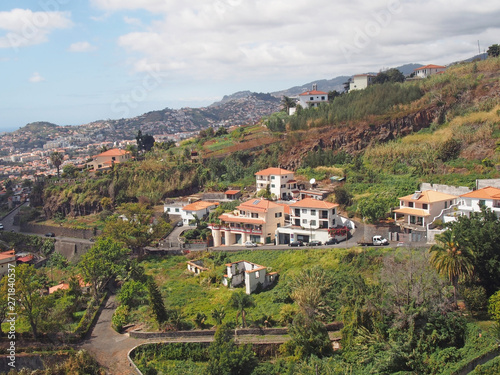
[1,0,499,133]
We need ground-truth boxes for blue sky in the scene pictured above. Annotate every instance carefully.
[1,0,499,133]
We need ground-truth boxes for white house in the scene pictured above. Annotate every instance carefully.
[255,167,297,200]
[349,74,376,91]
[276,198,341,244]
[457,186,500,218]
[164,200,219,225]
[414,64,446,79]
[186,260,209,274]
[223,260,278,294]
[393,190,458,229]
[298,84,328,109]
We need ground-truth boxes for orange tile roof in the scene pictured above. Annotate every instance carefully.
[276,203,291,215]
[182,201,218,212]
[399,190,457,203]
[219,214,265,225]
[414,64,446,71]
[290,197,339,209]
[237,199,282,212]
[299,90,328,96]
[49,283,70,294]
[0,250,15,261]
[225,189,241,195]
[460,186,500,200]
[393,207,431,217]
[94,148,130,158]
[255,167,294,176]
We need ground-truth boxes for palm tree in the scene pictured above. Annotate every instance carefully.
[229,291,254,328]
[280,96,296,114]
[50,151,63,178]
[211,307,226,327]
[429,229,474,302]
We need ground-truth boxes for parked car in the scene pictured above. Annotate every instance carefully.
[244,241,257,247]
[45,232,55,237]
[307,240,322,247]
[0,223,3,230]
[325,238,338,245]
[176,221,183,227]
[289,241,304,247]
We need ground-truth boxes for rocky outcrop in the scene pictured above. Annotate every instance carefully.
[279,105,444,170]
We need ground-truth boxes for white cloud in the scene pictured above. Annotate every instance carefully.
[0,8,72,49]
[68,41,96,52]
[98,0,500,85]
[123,16,142,26]
[29,72,45,83]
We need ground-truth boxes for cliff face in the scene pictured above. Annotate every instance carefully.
[279,105,444,170]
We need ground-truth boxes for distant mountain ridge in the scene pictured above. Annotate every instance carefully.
[5,56,484,149]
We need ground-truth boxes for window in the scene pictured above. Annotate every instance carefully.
[310,96,314,100]
[175,208,180,213]
[444,202,448,209]
[271,176,275,180]
[275,212,282,218]
[270,184,274,188]
[239,210,245,215]
[321,96,325,100]
[310,220,316,226]
[251,213,259,218]
[255,271,260,279]
[408,202,414,208]
[302,209,307,214]
[479,200,486,207]
[422,204,428,210]
[310,209,316,216]
[166,208,171,212]
[302,219,307,224]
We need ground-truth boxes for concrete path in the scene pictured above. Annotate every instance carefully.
[79,294,147,375]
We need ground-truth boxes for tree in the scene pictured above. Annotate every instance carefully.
[334,185,352,208]
[136,130,155,152]
[15,264,51,339]
[211,306,226,326]
[328,90,341,102]
[229,291,254,328]
[78,237,130,298]
[0,277,8,337]
[50,151,63,178]
[147,277,168,326]
[207,323,257,375]
[103,203,170,254]
[446,208,500,295]
[487,44,500,58]
[280,96,296,114]
[284,313,333,359]
[62,164,78,178]
[429,229,474,302]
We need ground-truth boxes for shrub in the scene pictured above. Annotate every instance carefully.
[461,285,488,313]
[112,305,130,332]
[488,290,500,322]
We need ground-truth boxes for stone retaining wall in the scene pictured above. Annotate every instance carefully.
[21,222,101,240]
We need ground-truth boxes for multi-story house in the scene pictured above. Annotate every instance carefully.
[349,74,376,91]
[298,84,328,109]
[276,198,340,244]
[255,167,296,200]
[393,190,458,229]
[86,148,132,171]
[0,250,16,278]
[209,199,285,246]
[180,201,219,226]
[414,64,446,79]
[457,186,500,218]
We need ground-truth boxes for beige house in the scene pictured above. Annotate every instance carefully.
[209,199,285,246]
[0,250,15,278]
[349,74,376,91]
[223,260,278,294]
[393,190,458,229]
[87,148,132,171]
[255,167,297,200]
